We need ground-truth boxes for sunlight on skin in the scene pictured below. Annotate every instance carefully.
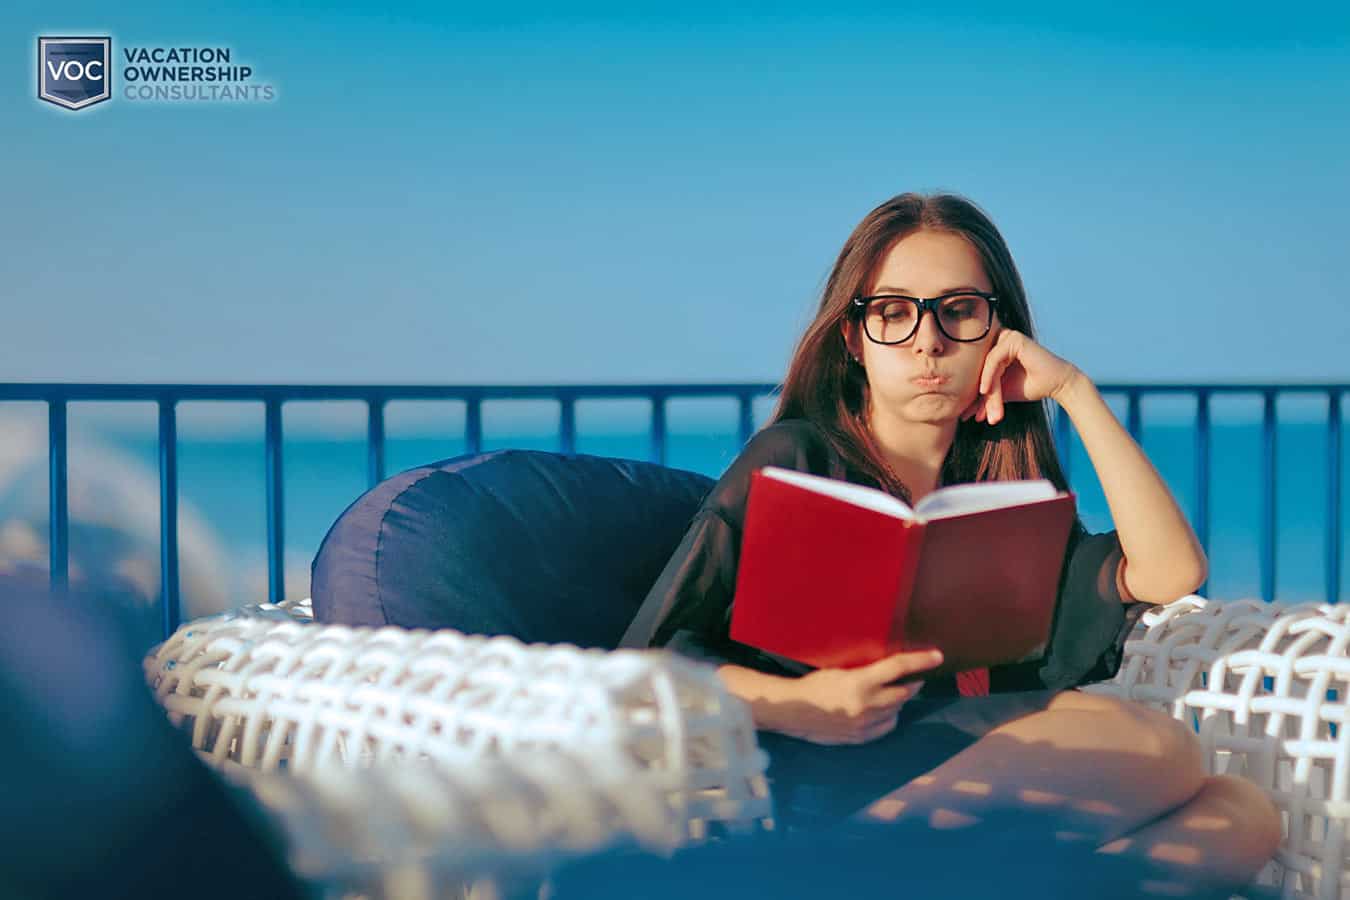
[1100,836,1210,867]
[1149,843,1204,865]
[1073,798,1122,816]
[863,797,907,820]
[1098,836,1134,855]
[1019,788,1067,806]
[859,781,1123,825]
[1179,814,1231,831]
[844,745,1274,895]
[856,781,1255,895]
[854,772,1241,877]
[929,808,981,829]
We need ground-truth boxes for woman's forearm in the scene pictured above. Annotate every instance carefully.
[1053,370,1208,604]
[715,663,803,733]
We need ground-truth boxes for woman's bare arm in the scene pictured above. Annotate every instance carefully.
[1052,370,1208,604]
[968,331,1206,606]
[716,664,803,733]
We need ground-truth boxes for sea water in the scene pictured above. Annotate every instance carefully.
[106,420,1349,604]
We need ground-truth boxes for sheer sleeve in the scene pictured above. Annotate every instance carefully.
[992,522,1154,693]
[617,421,828,678]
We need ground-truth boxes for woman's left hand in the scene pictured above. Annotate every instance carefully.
[961,329,1081,425]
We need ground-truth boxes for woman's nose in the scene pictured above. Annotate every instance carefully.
[912,310,946,354]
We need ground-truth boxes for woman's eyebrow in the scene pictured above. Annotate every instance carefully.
[873,284,984,295]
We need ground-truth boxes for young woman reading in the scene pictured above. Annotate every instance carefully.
[619,192,1282,895]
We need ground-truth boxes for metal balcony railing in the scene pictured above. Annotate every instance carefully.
[1,381,1344,640]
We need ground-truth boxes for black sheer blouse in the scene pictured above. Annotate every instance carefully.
[619,418,1154,697]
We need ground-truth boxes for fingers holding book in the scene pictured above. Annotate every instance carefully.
[857,647,945,687]
[779,649,944,746]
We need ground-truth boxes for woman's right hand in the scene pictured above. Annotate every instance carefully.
[775,648,945,745]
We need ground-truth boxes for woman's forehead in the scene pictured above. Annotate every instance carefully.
[869,231,989,294]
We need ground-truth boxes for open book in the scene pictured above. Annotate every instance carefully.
[727,466,1077,678]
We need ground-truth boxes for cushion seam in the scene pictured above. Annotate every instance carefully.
[373,467,450,627]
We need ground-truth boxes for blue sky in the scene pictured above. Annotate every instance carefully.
[5,2,1348,386]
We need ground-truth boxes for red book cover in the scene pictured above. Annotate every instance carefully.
[728,467,1076,678]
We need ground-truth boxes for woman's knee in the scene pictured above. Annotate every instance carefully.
[1044,691,1207,796]
[1195,774,1284,864]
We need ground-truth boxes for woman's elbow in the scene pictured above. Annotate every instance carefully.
[1181,546,1210,596]
[1122,551,1207,604]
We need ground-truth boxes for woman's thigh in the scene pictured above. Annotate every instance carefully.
[759,687,1066,830]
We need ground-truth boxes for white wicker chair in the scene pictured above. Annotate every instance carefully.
[144,597,773,897]
[237,751,688,899]
[1082,594,1350,900]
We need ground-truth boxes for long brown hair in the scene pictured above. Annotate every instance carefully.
[766,191,1073,512]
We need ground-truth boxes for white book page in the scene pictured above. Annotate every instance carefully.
[759,466,915,520]
[913,479,1061,520]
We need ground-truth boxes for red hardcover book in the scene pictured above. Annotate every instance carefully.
[728,467,1077,679]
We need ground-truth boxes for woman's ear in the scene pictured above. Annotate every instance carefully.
[840,321,862,362]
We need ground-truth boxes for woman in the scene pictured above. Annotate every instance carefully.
[620,192,1282,895]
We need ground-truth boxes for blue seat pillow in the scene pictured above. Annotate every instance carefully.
[310,449,715,650]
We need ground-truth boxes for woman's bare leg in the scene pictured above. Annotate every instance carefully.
[851,691,1284,893]
[842,689,1289,897]
[854,691,1208,846]
[1094,773,1284,897]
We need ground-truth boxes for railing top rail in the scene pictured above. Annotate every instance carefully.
[0,381,1346,402]
[0,383,783,402]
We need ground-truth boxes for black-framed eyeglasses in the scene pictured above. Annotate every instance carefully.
[850,290,999,344]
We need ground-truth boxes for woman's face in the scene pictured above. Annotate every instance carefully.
[843,229,1002,427]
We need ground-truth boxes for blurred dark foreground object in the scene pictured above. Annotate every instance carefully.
[0,570,306,900]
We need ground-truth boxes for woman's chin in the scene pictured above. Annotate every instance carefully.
[900,396,962,424]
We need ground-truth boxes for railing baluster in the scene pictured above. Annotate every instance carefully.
[1195,389,1211,598]
[1329,389,1342,605]
[738,392,755,447]
[465,394,482,454]
[1054,402,1072,484]
[651,391,667,465]
[1126,389,1142,443]
[559,393,576,454]
[158,399,180,637]
[1262,389,1277,603]
[264,397,285,605]
[47,398,68,592]
[367,398,386,488]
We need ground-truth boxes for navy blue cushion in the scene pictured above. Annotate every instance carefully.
[310,449,715,649]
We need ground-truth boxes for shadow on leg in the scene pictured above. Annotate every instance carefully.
[854,692,1208,848]
[1095,773,1284,897]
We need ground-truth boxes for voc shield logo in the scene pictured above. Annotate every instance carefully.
[39,36,112,110]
